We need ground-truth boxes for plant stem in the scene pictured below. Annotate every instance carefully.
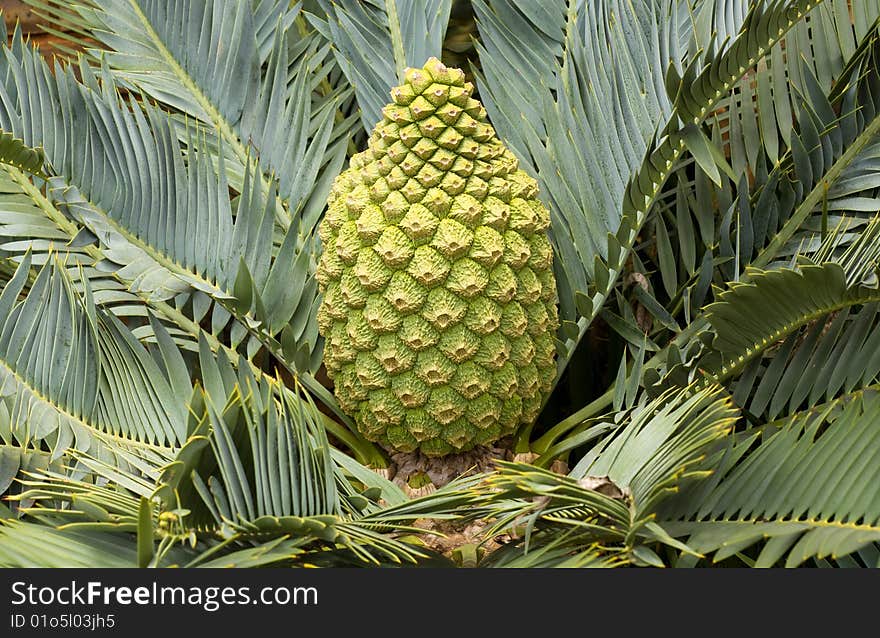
[532,386,615,454]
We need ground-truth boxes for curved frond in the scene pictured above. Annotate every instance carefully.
[1,376,436,567]
[0,519,144,567]
[475,0,817,397]
[722,1,880,171]
[0,35,371,448]
[705,263,880,377]
[646,17,880,326]
[27,0,362,373]
[310,0,453,131]
[731,304,880,421]
[479,385,737,566]
[615,24,880,440]
[34,0,347,216]
[163,379,341,529]
[474,0,686,324]
[660,392,880,567]
[0,257,184,470]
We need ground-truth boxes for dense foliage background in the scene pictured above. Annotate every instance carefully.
[0,0,878,568]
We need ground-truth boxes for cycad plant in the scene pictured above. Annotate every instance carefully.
[0,0,879,568]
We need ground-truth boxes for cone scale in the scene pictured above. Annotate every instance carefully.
[316,58,558,456]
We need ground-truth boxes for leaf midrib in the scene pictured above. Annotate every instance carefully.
[0,356,172,454]
[710,290,880,383]
[9,167,380,465]
[667,518,880,533]
[551,0,816,390]
[384,0,406,81]
[123,0,290,227]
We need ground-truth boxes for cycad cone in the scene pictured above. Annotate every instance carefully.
[316,58,558,456]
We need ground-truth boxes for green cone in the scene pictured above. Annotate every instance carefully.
[316,57,558,456]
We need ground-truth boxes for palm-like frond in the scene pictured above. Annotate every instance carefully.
[0,27,381,458]
[27,0,360,371]
[659,391,880,567]
[310,0,453,131]
[638,11,880,330]
[0,256,184,467]
[636,27,880,402]
[473,0,686,326]
[745,29,880,273]
[0,373,441,567]
[730,303,880,421]
[477,385,737,566]
[0,519,153,567]
[722,1,880,170]
[474,0,818,395]
[161,379,343,531]
[609,20,880,419]
[705,263,880,380]
[33,0,348,215]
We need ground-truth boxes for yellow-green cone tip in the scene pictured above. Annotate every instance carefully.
[316,57,559,456]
